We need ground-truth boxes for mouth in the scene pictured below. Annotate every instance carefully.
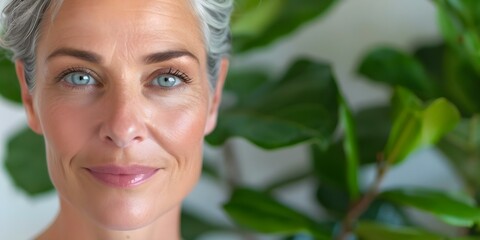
[85,165,160,188]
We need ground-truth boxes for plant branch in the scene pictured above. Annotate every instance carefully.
[337,154,389,240]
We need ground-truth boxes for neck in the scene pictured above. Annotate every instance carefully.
[37,198,181,240]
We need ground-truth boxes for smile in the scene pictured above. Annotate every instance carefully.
[85,165,160,188]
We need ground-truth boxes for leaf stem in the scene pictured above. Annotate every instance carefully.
[337,154,389,240]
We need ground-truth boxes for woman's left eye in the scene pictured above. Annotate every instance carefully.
[151,74,183,88]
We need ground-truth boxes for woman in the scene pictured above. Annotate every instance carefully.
[0,0,232,239]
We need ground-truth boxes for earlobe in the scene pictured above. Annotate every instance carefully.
[15,61,42,134]
[204,58,229,135]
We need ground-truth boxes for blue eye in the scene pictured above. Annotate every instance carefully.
[64,72,97,86]
[152,74,182,88]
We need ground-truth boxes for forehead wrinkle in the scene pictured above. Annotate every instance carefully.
[104,38,121,66]
[104,2,203,63]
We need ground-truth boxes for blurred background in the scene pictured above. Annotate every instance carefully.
[0,0,465,239]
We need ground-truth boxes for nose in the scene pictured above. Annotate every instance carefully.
[99,88,148,148]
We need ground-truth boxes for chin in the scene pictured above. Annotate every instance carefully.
[85,196,169,231]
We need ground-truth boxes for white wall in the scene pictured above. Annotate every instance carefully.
[0,0,462,239]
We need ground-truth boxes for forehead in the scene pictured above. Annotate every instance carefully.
[38,0,205,62]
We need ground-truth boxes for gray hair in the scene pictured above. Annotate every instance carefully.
[0,0,233,89]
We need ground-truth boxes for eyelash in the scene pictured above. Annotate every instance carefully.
[159,67,193,84]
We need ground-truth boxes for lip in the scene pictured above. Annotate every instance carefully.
[85,165,160,188]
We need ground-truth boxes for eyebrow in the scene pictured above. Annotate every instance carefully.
[47,48,102,63]
[144,50,199,64]
[47,47,199,64]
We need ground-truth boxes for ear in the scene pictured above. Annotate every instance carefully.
[15,61,42,134]
[204,58,229,135]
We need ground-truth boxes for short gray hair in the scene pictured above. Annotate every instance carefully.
[0,0,233,89]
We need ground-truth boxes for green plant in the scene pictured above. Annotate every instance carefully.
[2,0,480,239]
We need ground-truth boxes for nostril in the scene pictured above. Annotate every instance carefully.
[105,135,121,146]
[103,133,144,148]
[105,136,119,145]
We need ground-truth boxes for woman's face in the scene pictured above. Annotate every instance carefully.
[17,0,224,230]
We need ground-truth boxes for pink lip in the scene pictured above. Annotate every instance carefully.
[85,165,160,188]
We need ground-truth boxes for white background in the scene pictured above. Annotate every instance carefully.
[0,0,463,239]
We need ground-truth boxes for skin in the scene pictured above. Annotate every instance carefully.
[14,0,228,239]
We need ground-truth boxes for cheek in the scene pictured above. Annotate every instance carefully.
[153,96,209,164]
[148,94,210,194]
[35,92,99,193]
[36,93,97,159]
[155,110,206,209]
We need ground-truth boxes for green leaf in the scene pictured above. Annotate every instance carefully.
[264,169,311,194]
[208,112,316,149]
[312,142,348,191]
[282,234,316,240]
[181,210,228,240]
[443,45,480,116]
[453,237,480,240]
[207,59,339,149]
[413,42,446,86]
[4,127,53,195]
[436,0,480,73]
[315,183,349,217]
[0,56,21,104]
[355,105,392,165]
[384,87,460,165]
[420,98,461,146]
[355,221,444,240]
[338,95,360,200]
[357,47,437,99]
[224,187,330,239]
[381,188,480,227]
[437,1,460,48]
[232,0,339,52]
[390,87,422,120]
[360,199,411,226]
[384,107,422,165]
[231,0,285,37]
[413,41,480,117]
[223,69,269,105]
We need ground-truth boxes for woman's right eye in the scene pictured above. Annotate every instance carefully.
[63,72,98,86]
